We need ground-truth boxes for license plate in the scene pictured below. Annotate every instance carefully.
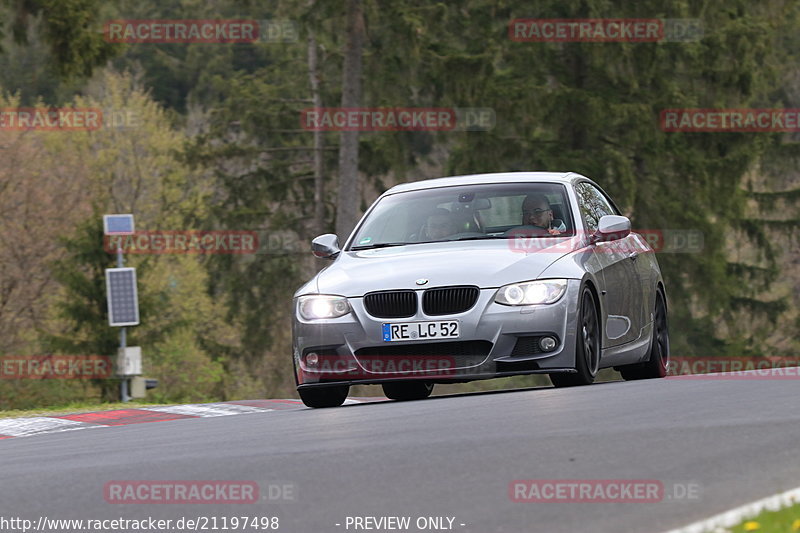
[382,320,460,342]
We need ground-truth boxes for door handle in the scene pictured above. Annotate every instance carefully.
[628,251,638,261]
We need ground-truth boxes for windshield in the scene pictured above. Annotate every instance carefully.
[348,183,574,250]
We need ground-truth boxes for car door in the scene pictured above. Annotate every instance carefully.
[574,182,643,347]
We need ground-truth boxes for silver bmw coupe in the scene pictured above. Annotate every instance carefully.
[293,172,669,407]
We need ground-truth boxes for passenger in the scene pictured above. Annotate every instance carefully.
[423,208,457,240]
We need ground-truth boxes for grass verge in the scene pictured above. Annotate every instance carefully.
[726,503,800,533]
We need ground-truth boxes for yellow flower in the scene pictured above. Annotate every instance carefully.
[742,522,759,531]
[792,518,800,531]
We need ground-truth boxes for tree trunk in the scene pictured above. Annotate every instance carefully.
[307,27,325,237]
[335,0,365,240]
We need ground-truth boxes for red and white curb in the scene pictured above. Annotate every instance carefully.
[0,398,380,440]
[0,416,106,438]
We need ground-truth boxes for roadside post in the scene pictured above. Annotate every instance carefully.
[103,214,141,402]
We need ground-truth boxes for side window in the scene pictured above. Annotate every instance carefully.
[575,182,616,233]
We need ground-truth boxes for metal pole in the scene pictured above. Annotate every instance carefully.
[120,327,129,402]
[117,247,130,402]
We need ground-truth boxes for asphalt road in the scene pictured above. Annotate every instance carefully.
[2,375,799,533]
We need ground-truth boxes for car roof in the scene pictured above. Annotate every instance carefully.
[384,171,589,195]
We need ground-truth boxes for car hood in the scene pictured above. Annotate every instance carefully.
[306,239,574,297]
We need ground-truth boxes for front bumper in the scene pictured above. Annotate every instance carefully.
[293,280,582,387]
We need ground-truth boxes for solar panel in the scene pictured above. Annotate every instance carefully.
[103,214,135,235]
[106,268,140,326]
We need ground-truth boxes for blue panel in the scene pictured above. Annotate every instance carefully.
[106,268,139,326]
[105,215,134,234]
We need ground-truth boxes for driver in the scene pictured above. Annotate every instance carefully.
[520,194,566,235]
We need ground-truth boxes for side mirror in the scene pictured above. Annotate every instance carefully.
[311,234,341,259]
[590,215,631,244]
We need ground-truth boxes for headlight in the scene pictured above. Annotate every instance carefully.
[495,279,567,306]
[297,295,352,320]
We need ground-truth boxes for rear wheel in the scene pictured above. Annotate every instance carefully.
[382,381,434,401]
[298,385,349,408]
[619,290,669,380]
[550,287,600,387]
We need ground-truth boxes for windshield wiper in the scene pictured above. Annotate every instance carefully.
[451,235,509,241]
[351,235,513,250]
[415,235,510,244]
[350,242,408,251]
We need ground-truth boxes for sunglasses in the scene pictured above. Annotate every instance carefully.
[524,208,551,216]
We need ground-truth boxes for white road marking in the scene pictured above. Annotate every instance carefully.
[344,398,379,404]
[0,417,100,437]
[145,403,274,417]
[663,485,800,533]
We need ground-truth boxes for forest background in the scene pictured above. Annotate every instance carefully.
[0,0,797,409]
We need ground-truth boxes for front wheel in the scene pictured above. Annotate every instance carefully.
[298,385,349,408]
[619,290,669,381]
[382,381,434,401]
[550,286,600,388]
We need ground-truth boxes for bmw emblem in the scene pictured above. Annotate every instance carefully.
[416,278,429,286]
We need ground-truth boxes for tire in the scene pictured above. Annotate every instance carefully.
[382,381,434,401]
[298,385,349,408]
[550,286,600,388]
[619,290,669,381]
